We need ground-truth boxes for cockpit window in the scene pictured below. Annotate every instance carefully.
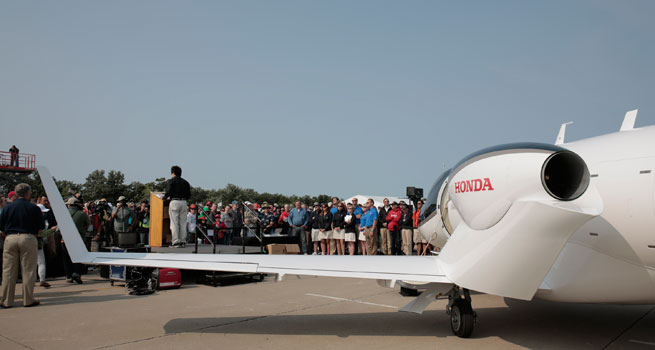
[420,169,451,223]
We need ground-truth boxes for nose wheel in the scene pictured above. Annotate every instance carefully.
[447,287,476,338]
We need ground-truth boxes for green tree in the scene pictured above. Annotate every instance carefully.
[0,171,45,198]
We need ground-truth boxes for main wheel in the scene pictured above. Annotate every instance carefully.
[450,299,474,338]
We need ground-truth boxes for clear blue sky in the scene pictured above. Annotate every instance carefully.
[1,1,654,198]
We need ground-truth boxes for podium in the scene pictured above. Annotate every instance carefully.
[149,192,172,247]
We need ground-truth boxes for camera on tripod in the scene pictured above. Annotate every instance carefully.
[406,186,423,208]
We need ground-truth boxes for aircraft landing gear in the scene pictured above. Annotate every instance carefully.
[446,286,476,338]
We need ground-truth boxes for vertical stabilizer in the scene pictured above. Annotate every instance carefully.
[555,122,573,145]
[620,109,638,131]
[37,166,90,263]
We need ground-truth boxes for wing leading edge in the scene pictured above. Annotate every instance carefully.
[38,166,450,284]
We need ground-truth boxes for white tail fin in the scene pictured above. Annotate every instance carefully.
[37,166,90,263]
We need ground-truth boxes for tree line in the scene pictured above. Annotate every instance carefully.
[0,170,332,206]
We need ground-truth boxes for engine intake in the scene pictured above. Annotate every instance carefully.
[541,151,590,201]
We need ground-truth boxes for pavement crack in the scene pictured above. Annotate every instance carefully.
[0,333,35,350]
[602,306,654,349]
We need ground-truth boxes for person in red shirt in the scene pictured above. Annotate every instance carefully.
[385,202,402,255]
[278,204,290,235]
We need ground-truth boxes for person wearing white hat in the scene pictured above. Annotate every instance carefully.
[111,195,136,246]
[64,197,89,284]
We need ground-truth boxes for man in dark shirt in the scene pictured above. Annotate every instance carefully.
[163,165,191,247]
[228,201,242,246]
[9,145,19,167]
[0,183,44,308]
[399,201,414,256]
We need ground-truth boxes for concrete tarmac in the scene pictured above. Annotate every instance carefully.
[0,272,653,350]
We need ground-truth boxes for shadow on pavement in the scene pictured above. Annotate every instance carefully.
[164,298,654,349]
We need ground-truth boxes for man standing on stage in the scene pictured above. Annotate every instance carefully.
[163,165,191,247]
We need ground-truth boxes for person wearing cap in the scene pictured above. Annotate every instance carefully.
[7,191,17,202]
[111,196,136,244]
[63,196,90,284]
[243,202,259,236]
[399,201,413,255]
[163,165,191,247]
[288,201,309,254]
[259,206,275,235]
[186,204,198,243]
[386,202,402,255]
[137,203,150,245]
[0,183,44,307]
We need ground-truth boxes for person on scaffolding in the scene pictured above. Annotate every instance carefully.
[9,145,19,167]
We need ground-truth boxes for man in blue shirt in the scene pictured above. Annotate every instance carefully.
[0,184,44,308]
[288,201,309,254]
[364,199,379,255]
[330,197,339,215]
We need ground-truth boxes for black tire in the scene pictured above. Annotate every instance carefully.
[450,299,474,338]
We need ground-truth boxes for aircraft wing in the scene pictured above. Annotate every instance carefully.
[39,166,450,284]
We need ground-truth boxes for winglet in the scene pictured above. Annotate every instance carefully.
[620,109,638,131]
[555,122,573,145]
[37,166,91,263]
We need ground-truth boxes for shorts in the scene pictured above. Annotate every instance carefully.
[311,228,321,242]
[358,230,366,241]
[345,232,357,242]
[413,229,427,244]
[319,230,331,240]
[332,228,345,240]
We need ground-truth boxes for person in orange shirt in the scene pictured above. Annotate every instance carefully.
[412,200,426,255]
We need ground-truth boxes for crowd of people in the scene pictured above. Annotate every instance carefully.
[0,184,152,308]
[183,196,431,256]
[0,165,432,308]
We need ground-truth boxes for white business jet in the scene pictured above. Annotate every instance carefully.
[39,109,655,338]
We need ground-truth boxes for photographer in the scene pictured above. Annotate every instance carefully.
[111,196,136,246]
[92,199,112,246]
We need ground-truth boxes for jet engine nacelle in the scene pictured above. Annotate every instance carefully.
[448,143,590,230]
